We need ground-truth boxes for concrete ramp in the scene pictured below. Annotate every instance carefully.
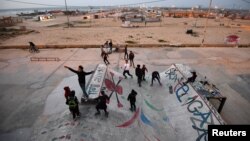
[32,64,225,141]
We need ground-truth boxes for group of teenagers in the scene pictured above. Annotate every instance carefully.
[63,45,198,120]
[102,44,163,87]
[123,45,163,87]
[63,64,139,120]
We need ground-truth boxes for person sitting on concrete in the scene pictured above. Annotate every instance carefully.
[127,89,137,112]
[135,64,142,87]
[151,71,162,86]
[183,71,197,85]
[95,91,109,117]
[66,90,80,120]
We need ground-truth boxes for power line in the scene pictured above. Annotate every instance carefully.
[4,0,64,7]
[117,0,167,7]
[4,0,167,8]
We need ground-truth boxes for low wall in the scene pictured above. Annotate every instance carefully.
[0,43,250,49]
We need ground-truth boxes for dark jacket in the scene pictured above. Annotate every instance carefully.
[141,66,148,74]
[29,42,35,47]
[109,42,113,47]
[129,52,134,60]
[135,67,142,77]
[127,90,137,103]
[152,71,160,79]
[97,94,109,108]
[189,72,197,82]
[68,68,93,84]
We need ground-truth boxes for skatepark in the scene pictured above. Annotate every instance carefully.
[0,47,249,141]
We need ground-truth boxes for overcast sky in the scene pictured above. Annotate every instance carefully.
[0,0,250,10]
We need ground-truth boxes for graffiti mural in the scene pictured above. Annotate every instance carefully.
[171,64,225,141]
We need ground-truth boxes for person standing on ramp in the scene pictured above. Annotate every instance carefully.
[64,65,94,99]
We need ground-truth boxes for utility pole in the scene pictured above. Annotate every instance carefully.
[201,0,213,46]
[65,0,70,27]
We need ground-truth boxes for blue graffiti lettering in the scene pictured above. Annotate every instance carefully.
[165,68,177,82]
[176,84,189,102]
[192,125,208,141]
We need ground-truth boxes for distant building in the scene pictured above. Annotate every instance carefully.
[38,14,54,21]
[163,10,212,18]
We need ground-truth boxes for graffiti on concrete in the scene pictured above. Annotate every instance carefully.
[116,108,140,127]
[144,99,164,111]
[165,68,177,82]
[172,64,225,141]
[87,64,107,99]
[105,71,124,107]
[140,109,154,128]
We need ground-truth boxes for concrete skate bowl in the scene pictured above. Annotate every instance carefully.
[32,64,225,141]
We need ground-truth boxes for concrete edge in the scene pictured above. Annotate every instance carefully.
[0,44,250,49]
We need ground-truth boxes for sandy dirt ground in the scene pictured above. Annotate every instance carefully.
[0,15,250,46]
[0,48,249,141]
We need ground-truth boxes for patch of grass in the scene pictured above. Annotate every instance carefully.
[146,36,152,38]
[125,40,137,44]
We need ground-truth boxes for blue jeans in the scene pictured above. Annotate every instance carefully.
[80,83,88,98]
